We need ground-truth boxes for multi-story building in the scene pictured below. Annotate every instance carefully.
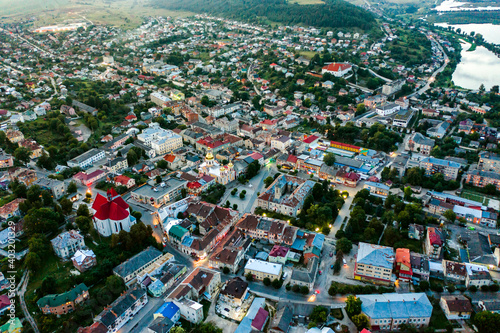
[150,92,171,107]
[271,136,292,152]
[442,260,466,283]
[358,293,432,331]
[67,148,106,169]
[33,177,67,199]
[478,151,500,173]
[420,157,460,181]
[37,283,89,315]
[354,242,395,286]
[138,124,183,155]
[113,247,173,286]
[0,150,13,168]
[5,129,24,144]
[0,198,25,220]
[410,252,430,283]
[425,227,444,259]
[465,170,500,191]
[174,299,204,324]
[321,62,352,77]
[219,277,249,307]
[51,230,85,259]
[103,157,128,174]
[394,248,412,283]
[363,181,390,198]
[71,249,97,272]
[439,295,472,320]
[405,132,435,155]
[131,178,187,207]
[73,170,107,186]
[244,259,282,281]
[375,103,400,116]
[95,287,148,332]
[257,174,314,217]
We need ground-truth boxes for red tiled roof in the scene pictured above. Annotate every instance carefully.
[303,135,319,144]
[322,63,352,72]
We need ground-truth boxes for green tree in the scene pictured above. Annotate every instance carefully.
[310,306,328,323]
[75,216,92,234]
[443,209,456,222]
[336,237,353,254]
[404,187,412,201]
[345,295,362,316]
[77,204,90,217]
[474,310,500,333]
[239,192,246,199]
[323,152,336,166]
[223,267,230,274]
[106,275,125,296]
[67,181,77,194]
[170,328,186,333]
[300,285,309,294]
[14,147,31,164]
[26,252,42,272]
[352,314,370,330]
[127,149,138,166]
[263,277,271,286]
[60,197,73,215]
[272,279,282,289]
[264,176,274,187]
[245,273,253,282]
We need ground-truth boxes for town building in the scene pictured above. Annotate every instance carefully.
[198,149,236,185]
[465,170,500,191]
[321,63,352,77]
[113,247,173,286]
[51,230,85,259]
[289,256,319,290]
[478,151,500,173]
[354,242,395,286]
[92,188,136,236]
[425,227,444,259]
[363,182,390,198]
[33,177,67,199]
[244,259,282,281]
[67,148,106,169]
[269,306,293,333]
[219,277,249,307]
[420,157,460,181]
[37,284,89,315]
[95,287,148,332]
[0,198,25,220]
[358,293,432,331]
[394,248,412,283]
[405,132,435,155]
[375,103,400,116]
[257,174,314,217]
[71,249,97,272]
[131,178,187,207]
[439,295,472,320]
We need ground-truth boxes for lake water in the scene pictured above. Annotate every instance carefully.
[434,0,500,11]
[434,23,500,45]
[452,41,500,90]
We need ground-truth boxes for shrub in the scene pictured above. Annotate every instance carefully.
[263,277,271,286]
[292,284,300,292]
[481,285,489,292]
[300,286,309,294]
[469,285,478,292]
[490,284,499,292]
[286,283,291,291]
[223,267,230,274]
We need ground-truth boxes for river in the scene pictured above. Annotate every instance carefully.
[434,0,500,11]
[452,41,500,90]
[435,23,500,45]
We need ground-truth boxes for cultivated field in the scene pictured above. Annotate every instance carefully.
[0,0,194,29]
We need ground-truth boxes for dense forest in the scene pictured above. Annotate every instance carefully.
[153,0,376,30]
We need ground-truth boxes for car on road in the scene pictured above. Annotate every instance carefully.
[330,252,333,257]
[330,264,334,269]
[318,270,322,275]
[343,259,347,266]
[314,290,320,295]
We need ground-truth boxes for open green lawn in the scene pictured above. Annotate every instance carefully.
[461,190,489,205]
[298,51,317,59]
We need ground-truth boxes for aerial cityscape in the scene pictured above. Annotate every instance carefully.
[0,0,499,332]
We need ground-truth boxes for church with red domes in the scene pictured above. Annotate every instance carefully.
[91,188,136,236]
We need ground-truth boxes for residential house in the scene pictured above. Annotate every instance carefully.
[425,227,444,259]
[439,295,472,320]
[71,249,97,272]
[51,230,85,259]
[37,284,89,315]
[244,259,282,281]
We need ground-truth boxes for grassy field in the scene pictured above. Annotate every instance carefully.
[461,189,489,205]
[298,50,317,59]
[0,0,194,29]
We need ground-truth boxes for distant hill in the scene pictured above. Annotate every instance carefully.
[152,0,376,30]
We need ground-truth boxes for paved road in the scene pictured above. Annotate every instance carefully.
[17,271,40,333]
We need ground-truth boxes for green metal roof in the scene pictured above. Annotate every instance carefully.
[37,283,88,308]
[169,225,188,240]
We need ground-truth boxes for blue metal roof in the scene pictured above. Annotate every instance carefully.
[358,293,432,320]
[312,233,325,250]
[291,238,306,251]
[155,302,180,320]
